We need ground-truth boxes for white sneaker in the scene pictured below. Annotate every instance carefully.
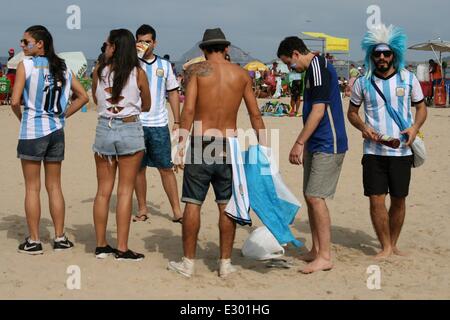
[167,257,194,278]
[218,259,237,278]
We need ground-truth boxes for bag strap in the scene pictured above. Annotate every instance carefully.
[370,76,407,132]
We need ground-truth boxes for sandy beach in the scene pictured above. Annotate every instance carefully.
[0,97,449,300]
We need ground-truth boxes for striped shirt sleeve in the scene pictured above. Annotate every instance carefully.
[308,57,330,105]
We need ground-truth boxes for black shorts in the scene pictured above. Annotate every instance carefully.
[17,129,65,162]
[181,136,232,205]
[362,154,413,198]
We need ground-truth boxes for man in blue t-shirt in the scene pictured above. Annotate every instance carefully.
[277,36,348,274]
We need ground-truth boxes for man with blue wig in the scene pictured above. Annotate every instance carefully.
[347,24,427,259]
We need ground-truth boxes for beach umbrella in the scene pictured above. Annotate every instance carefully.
[266,60,290,74]
[408,40,450,65]
[58,52,88,78]
[6,51,26,70]
[244,60,268,72]
[182,56,205,70]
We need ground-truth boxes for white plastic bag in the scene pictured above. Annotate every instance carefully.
[411,136,426,168]
[241,226,285,260]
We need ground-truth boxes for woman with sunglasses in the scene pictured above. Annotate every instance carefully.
[11,25,89,255]
[91,29,151,261]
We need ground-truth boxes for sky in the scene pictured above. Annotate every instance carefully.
[1,0,449,63]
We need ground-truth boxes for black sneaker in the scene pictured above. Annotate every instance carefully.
[53,234,74,251]
[18,238,43,255]
[114,249,144,261]
[95,245,116,259]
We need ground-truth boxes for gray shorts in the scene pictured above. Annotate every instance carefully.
[17,128,65,162]
[92,117,145,157]
[303,151,345,199]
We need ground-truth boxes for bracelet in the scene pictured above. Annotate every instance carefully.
[295,140,304,146]
[174,121,180,124]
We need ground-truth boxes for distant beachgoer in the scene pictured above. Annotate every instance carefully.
[168,28,266,278]
[288,68,302,116]
[8,48,15,61]
[91,29,151,261]
[133,24,183,224]
[348,24,427,260]
[11,25,89,255]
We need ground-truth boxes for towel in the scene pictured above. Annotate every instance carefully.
[225,137,302,247]
[224,137,252,226]
[243,144,303,247]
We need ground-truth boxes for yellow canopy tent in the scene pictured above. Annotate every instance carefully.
[244,60,269,72]
[302,32,349,52]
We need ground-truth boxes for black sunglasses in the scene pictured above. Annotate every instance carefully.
[20,39,30,45]
[372,50,393,58]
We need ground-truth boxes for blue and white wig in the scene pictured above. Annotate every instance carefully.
[361,24,408,79]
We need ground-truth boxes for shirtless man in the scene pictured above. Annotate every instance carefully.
[167,28,266,278]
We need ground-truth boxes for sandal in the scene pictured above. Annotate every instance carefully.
[172,217,183,224]
[133,214,149,222]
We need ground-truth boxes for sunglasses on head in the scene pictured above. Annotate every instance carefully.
[372,50,393,58]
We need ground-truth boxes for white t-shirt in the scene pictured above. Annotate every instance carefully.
[95,66,142,118]
[350,70,424,156]
[139,55,179,127]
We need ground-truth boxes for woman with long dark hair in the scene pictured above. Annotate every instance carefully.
[92,29,150,261]
[11,25,89,254]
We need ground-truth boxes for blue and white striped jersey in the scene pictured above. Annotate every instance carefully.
[350,70,424,156]
[20,56,72,140]
[139,55,178,127]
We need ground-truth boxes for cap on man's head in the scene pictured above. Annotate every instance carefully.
[9,48,14,54]
[199,28,230,49]
[373,43,391,52]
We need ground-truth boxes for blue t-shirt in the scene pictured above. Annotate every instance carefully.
[303,55,348,154]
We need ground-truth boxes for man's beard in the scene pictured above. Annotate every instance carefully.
[375,60,394,73]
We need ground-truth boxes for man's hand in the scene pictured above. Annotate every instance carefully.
[362,125,380,142]
[173,145,185,173]
[401,125,419,146]
[289,142,304,165]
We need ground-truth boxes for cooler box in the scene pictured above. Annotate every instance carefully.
[420,81,432,97]
[434,84,446,106]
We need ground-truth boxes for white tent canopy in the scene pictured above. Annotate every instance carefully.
[408,40,450,66]
[6,51,25,70]
[6,51,88,78]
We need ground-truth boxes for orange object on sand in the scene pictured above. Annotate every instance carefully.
[434,84,446,106]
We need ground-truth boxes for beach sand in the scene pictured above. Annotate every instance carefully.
[0,97,449,300]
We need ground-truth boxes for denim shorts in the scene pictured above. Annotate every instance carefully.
[141,125,173,169]
[17,128,65,162]
[92,117,145,157]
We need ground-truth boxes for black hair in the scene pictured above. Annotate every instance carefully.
[201,43,228,54]
[277,36,309,58]
[25,25,66,87]
[163,54,170,60]
[136,24,156,41]
[97,29,140,103]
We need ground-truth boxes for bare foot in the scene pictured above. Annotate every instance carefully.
[298,250,318,262]
[299,257,333,274]
[393,247,409,257]
[374,248,392,260]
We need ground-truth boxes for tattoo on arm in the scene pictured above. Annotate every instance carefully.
[184,62,212,85]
